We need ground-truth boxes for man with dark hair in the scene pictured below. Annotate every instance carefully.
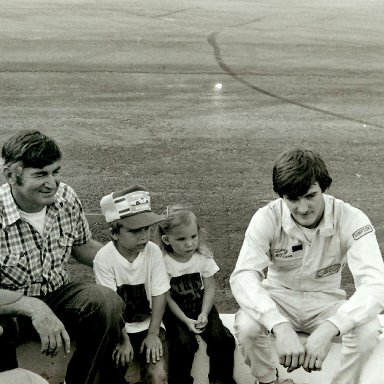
[230,148,384,384]
[0,130,125,384]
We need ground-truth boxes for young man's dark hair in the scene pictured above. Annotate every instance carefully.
[272,148,332,199]
[2,130,61,169]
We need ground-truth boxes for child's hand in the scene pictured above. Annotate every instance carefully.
[140,333,163,364]
[112,340,134,367]
[196,313,208,330]
[185,318,204,334]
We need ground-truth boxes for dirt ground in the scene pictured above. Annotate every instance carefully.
[1,0,384,381]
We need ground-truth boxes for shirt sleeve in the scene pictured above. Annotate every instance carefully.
[327,211,384,334]
[71,193,92,246]
[93,248,118,292]
[201,254,220,278]
[230,207,290,331]
[149,244,171,297]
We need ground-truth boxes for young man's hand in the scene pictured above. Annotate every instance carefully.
[272,322,305,372]
[140,333,163,364]
[302,321,339,372]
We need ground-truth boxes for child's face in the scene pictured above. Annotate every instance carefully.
[163,220,199,259]
[113,224,151,257]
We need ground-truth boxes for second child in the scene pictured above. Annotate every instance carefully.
[156,205,237,384]
[93,185,170,384]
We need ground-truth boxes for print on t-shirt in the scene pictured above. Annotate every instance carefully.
[170,272,203,318]
[117,283,151,323]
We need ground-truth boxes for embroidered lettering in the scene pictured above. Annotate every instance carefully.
[352,225,373,240]
[316,263,341,279]
[273,249,292,259]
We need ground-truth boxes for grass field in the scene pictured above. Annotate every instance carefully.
[1,0,384,313]
[56,124,384,312]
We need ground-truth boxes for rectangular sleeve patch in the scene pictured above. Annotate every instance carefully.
[352,225,373,240]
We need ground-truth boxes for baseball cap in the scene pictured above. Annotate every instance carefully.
[0,289,22,306]
[100,185,165,229]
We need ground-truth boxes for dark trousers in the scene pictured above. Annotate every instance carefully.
[0,282,125,384]
[127,328,168,384]
[164,305,236,384]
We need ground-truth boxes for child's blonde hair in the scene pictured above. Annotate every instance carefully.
[155,204,211,257]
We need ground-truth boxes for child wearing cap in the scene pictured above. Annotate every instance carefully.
[93,185,170,384]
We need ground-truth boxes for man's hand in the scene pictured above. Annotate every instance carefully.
[29,298,70,356]
[273,322,305,372]
[303,321,339,372]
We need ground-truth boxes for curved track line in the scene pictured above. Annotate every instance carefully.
[207,31,384,129]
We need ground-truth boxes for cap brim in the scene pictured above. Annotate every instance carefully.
[118,212,165,230]
[0,290,22,306]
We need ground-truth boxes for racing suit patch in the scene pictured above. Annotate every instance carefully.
[315,263,341,279]
[352,225,373,240]
[273,249,291,259]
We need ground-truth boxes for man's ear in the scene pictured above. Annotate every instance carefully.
[161,235,170,245]
[3,165,17,185]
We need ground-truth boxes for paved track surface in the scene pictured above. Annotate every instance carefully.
[1,0,384,143]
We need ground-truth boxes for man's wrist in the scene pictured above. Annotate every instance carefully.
[272,321,292,335]
[322,320,340,337]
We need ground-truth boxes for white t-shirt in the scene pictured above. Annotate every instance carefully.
[163,251,219,318]
[93,241,170,333]
[19,207,46,236]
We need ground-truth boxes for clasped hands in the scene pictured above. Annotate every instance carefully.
[273,321,339,373]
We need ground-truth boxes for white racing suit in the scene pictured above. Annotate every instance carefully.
[230,195,384,384]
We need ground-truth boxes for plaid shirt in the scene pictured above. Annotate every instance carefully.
[0,182,91,297]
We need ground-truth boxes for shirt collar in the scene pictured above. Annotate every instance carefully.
[282,194,335,238]
[1,183,65,229]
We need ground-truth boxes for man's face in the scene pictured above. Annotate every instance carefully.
[283,182,325,229]
[10,161,61,213]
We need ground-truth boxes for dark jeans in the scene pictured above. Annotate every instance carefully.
[0,282,125,384]
[163,305,236,384]
[127,328,168,384]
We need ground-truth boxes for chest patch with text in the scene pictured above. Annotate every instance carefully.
[316,263,341,279]
[272,249,292,259]
[352,225,373,240]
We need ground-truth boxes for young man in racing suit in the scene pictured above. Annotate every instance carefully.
[230,147,384,384]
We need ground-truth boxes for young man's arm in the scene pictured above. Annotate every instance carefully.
[72,239,103,267]
[230,206,290,330]
[327,211,384,334]
[0,292,70,356]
